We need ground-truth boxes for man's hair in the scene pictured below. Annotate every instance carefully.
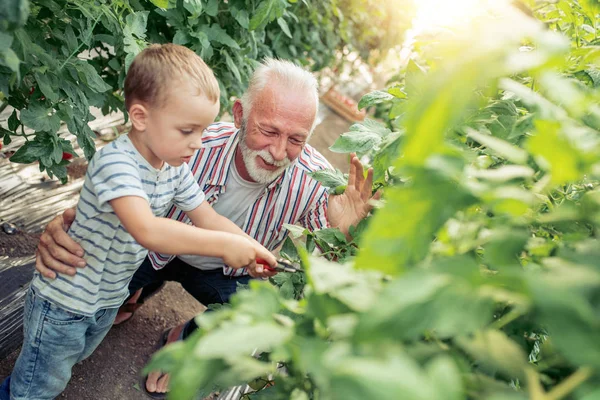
[124,43,220,111]
[240,58,319,132]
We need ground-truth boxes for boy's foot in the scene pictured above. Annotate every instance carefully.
[113,289,142,325]
[143,323,185,398]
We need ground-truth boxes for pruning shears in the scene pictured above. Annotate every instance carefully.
[256,258,304,273]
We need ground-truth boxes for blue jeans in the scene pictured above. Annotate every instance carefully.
[0,287,118,400]
[128,256,251,339]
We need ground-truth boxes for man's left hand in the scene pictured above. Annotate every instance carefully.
[327,153,382,237]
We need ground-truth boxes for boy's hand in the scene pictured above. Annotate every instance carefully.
[222,236,277,279]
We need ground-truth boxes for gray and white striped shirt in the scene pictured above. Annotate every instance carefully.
[32,134,205,316]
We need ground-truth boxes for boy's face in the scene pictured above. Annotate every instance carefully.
[141,84,219,168]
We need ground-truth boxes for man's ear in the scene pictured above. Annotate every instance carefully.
[232,100,244,129]
[128,103,149,131]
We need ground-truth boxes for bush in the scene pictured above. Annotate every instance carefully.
[146,2,600,399]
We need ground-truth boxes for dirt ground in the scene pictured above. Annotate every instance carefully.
[0,107,354,399]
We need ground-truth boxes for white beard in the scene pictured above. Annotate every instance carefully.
[238,124,292,184]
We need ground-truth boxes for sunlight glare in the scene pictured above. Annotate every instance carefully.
[411,0,499,33]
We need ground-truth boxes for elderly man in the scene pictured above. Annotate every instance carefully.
[36,58,379,397]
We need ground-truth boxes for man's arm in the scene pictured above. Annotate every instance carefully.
[185,202,278,278]
[110,196,276,270]
[327,153,382,238]
[36,208,86,279]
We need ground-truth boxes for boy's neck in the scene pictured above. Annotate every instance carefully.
[128,128,164,170]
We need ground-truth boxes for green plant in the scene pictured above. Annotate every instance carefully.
[0,0,392,182]
[146,2,600,399]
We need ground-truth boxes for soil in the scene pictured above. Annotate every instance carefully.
[66,158,89,181]
[0,229,40,257]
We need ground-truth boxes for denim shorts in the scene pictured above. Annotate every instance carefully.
[3,286,118,400]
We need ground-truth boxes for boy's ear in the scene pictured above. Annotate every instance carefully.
[232,100,244,129]
[128,103,149,131]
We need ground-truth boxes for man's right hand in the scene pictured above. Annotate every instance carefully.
[36,208,85,279]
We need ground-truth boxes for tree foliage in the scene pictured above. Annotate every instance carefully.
[0,0,400,182]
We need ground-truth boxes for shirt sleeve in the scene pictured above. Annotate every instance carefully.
[172,162,205,212]
[89,150,149,211]
[299,189,330,232]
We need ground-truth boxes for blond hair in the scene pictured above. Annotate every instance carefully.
[124,43,220,111]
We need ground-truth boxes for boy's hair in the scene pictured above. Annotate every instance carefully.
[124,43,220,111]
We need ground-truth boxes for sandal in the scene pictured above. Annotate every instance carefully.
[114,283,166,326]
[140,329,172,399]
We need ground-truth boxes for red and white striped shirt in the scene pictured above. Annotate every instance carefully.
[148,122,332,276]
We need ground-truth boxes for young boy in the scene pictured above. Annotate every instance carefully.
[0,44,277,399]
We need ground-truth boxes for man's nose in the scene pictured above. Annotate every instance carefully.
[270,137,287,161]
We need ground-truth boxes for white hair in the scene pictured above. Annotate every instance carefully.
[240,58,319,134]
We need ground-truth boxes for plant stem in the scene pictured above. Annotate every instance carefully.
[526,367,546,400]
[0,101,8,115]
[546,367,593,400]
[58,14,103,71]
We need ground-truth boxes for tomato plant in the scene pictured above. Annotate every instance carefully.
[0,0,403,182]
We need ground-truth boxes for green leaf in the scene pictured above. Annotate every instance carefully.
[350,118,391,136]
[358,90,395,110]
[204,24,240,50]
[20,103,61,133]
[150,0,169,9]
[0,0,30,31]
[250,0,275,30]
[0,32,13,52]
[276,17,292,38]
[230,7,249,29]
[330,130,382,154]
[483,229,528,269]
[309,168,346,189]
[426,356,464,400]
[125,11,149,39]
[280,236,299,261]
[528,120,585,185]
[314,228,346,246]
[205,0,219,17]
[283,224,309,238]
[74,61,112,93]
[223,50,241,83]
[9,139,51,164]
[7,110,19,132]
[77,125,97,160]
[468,165,535,182]
[195,322,292,358]
[466,128,528,164]
[183,0,202,16]
[456,330,528,379]
[355,169,475,275]
[404,59,426,97]
[387,87,407,99]
[173,31,190,45]
[1,48,20,75]
[34,73,59,102]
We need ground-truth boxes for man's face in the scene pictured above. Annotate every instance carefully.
[236,84,316,184]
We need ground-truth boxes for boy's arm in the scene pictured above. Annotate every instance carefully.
[186,202,278,277]
[110,196,274,269]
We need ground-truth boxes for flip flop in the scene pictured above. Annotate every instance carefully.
[140,328,172,399]
[114,283,166,326]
